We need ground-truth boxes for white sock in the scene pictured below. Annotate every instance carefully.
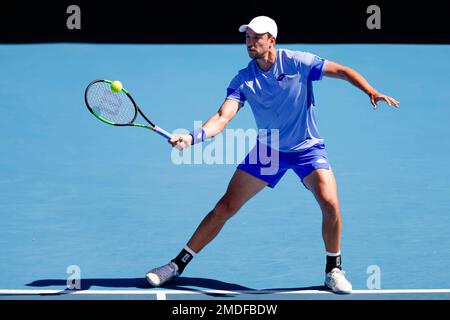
[326,251,341,257]
[184,245,197,257]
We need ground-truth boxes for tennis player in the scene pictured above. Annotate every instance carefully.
[146,16,399,294]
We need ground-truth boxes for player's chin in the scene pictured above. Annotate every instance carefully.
[247,50,257,58]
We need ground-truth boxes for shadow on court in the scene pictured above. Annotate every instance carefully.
[25,277,327,297]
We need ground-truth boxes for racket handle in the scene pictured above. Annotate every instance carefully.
[153,126,173,140]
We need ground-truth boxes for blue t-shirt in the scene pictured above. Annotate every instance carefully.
[226,48,327,152]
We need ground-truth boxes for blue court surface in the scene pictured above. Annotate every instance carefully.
[1,43,450,300]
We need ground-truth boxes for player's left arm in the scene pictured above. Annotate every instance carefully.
[323,61,400,109]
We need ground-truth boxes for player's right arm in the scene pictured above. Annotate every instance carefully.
[169,99,242,149]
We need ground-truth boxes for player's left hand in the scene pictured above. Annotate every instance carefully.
[369,91,400,110]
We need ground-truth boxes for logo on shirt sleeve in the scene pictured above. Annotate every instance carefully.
[277,73,299,81]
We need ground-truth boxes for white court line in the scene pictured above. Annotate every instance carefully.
[1,288,450,299]
[155,292,167,300]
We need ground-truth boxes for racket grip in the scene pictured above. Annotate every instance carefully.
[153,126,173,140]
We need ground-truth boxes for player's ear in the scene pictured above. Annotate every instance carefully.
[267,33,276,47]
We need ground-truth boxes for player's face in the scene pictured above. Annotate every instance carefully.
[245,28,274,59]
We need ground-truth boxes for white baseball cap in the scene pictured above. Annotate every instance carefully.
[239,16,278,38]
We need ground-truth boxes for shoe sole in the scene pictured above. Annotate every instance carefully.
[324,282,352,294]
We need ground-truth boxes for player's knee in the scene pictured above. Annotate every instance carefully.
[214,197,241,220]
[319,194,340,215]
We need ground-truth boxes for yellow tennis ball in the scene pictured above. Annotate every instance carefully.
[110,80,123,93]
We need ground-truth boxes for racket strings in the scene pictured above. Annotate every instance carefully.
[86,81,136,124]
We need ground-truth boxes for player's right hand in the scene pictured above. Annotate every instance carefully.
[169,134,193,150]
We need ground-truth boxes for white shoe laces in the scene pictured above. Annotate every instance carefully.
[330,268,346,279]
[153,263,178,281]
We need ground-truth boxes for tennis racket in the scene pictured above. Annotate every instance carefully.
[84,79,173,140]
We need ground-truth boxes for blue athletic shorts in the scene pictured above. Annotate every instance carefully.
[237,141,331,188]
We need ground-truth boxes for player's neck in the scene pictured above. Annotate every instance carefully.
[256,48,277,71]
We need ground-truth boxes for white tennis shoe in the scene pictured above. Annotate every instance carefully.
[325,268,352,294]
[146,262,179,287]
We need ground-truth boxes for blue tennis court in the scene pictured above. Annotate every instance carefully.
[1,43,450,300]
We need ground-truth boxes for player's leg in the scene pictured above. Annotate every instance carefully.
[146,169,268,286]
[187,169,268,252]
[303,168,341,254]
[302,168,352,293]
